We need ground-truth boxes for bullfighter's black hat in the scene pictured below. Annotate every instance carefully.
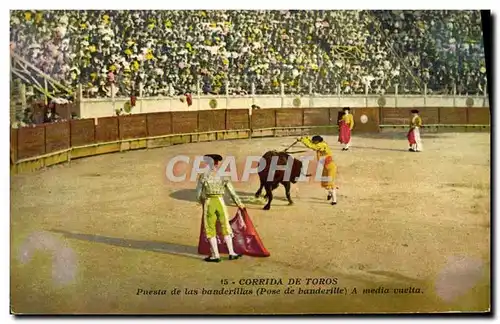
[343,107,350,111]
[411,109,419,114]
[204,154,223,164]
[312,135,324,143]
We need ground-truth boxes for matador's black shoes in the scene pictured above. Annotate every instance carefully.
[204,255,241,262]
[327,193,332,200]
[229,254,242,260]
[204,257,221,263]
[331,201,337,206]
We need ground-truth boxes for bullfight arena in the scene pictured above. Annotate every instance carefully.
[10,132,490,314]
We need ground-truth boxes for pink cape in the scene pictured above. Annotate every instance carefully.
[338,120,351,144]
[407,128,416,144]
[198,208,270,257]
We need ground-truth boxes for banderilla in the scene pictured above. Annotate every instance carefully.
[285,150,308,154]
[283,139,299,152]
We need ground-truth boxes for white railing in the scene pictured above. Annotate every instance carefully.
[77,82,489,119]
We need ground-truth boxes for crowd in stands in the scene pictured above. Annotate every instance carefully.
[10,10,487,98]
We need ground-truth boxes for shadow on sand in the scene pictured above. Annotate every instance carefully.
[348,146,411,152]
[168,189,289,206]
[169,188,199,202]
[352,132,445,140]
[50,229,201,260]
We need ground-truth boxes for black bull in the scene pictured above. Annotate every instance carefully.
[254,150,310,210]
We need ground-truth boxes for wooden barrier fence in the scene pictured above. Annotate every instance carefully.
[10,107,490,174]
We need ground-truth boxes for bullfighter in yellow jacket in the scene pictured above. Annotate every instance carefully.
[297,135,338,205]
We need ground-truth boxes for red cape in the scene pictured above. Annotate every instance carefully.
[338,120,351,144]
[407,128,416,144]
[198,208,270,257]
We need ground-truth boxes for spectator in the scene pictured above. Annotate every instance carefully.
[10,10,486,97]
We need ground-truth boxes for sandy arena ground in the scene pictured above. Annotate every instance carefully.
[10,132,490,314]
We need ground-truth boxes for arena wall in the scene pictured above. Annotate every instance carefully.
[70,119,95,147]
[226,109,250,130]
[251,110,276,129]
[172,111,199,134]
[467,108,491,125]
[77,94,489,119]
[44,122,70,154]
[382,107,440,125]
[95,117,119,143]
[10,106,490,174]
[146,112,173,136]
[438,108,468,125]
[10,128,18,163]
[198,110,226,132]
[17,126,45,160]
[118,114,148,140]
[276,109,303,127]
[352,108,380,133]
[303,108,329,127]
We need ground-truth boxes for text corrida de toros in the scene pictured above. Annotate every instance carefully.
[237,278,339,286]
